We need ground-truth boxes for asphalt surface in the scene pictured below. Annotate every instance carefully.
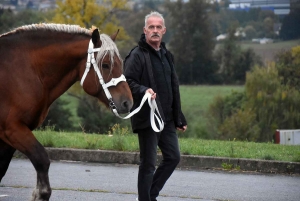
[1,159,300,201]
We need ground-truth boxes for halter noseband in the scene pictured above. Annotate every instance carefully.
[80,39,126,111]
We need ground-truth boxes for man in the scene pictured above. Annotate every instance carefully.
[124,11,187,201]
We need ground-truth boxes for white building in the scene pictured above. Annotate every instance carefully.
[229,0,291,15]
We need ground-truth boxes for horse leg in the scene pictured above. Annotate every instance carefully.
[0,139,16,182]
[4,124,51,201]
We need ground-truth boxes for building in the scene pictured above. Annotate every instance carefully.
[229,0,291,15]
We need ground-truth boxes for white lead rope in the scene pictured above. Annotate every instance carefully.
[112,92,164,132]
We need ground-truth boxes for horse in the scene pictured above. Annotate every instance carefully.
[0,23,133,201]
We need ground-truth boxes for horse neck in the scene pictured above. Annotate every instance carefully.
[35,36,90,103]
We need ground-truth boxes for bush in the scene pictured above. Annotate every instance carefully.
[275,46,300,91]
[76,94,131,134]
[206,91,246,139]
[40,98,74,131]
[219,109,260,141]
[245,64,300,141]
[77,94,121,134]
[109,124,130,151]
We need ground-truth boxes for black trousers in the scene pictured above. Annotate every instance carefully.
[137,120,180,201]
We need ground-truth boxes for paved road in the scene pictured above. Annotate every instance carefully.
[0,159,299,201]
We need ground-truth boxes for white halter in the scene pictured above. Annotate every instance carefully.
[81,37,164,132]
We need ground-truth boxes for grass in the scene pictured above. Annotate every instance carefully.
[33,128,300,163]
[34,126,139,152]
[179,85,244,112]
[179,138,300,162]
[179,85,244,138]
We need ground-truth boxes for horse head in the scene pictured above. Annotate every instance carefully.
[80,28,133,114]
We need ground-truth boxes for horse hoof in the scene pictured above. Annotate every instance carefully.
[31,188,51,201]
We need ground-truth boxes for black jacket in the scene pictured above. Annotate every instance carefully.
[124,34,187,132]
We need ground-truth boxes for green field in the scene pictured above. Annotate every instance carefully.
[179,85,244,138]
[179,85,244,113]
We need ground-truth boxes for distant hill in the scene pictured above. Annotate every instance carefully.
[239,39,300,64]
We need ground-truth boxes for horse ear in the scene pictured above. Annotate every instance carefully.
[110,29,120,41]
[92,29,100,45]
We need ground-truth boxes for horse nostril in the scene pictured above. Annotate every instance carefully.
[121,100,132,112]
[122,101,129,111]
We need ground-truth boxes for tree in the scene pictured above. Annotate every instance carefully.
[263,17,275,38]
[244,25,256,40]
[166,0,217,84]
[214,26,262,84]
[51,0,129,40]
[118,8,153,51]
[234,48,262,82]
[0,8,47,34]
[51,0,131,57]
[280,8,300,40]
[0,8,14,34]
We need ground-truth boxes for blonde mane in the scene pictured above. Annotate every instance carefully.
[0,23,92,37]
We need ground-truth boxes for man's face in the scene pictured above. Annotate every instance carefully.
[144,16,166,46]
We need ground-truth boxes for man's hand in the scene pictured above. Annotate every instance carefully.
[176,125,187,132]
[146,88,156,99]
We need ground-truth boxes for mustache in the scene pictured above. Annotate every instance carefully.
[151,33,160,38]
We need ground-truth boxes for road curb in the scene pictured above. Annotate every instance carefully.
[14,148,300,174]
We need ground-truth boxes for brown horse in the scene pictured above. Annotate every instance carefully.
[0,23,133,200]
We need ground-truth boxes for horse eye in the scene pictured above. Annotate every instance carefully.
[102,64,110,69]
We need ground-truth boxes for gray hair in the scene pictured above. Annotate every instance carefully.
[144,11,165,28]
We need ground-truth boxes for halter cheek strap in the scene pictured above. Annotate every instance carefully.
[81,39,164,132]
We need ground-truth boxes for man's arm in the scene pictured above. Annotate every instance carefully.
[124,51,148,99]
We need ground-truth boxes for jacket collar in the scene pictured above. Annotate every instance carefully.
[138,34,167,53]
